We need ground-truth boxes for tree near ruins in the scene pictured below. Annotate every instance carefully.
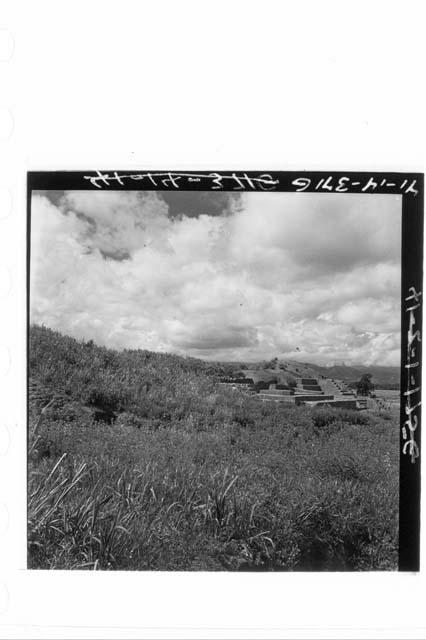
[285,375,298,389]
[356,373,375,396]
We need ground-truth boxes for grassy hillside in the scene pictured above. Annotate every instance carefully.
[28,325,399,571]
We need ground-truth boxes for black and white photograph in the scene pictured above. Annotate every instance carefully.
[2,1,426,636]
[27,172,422,572]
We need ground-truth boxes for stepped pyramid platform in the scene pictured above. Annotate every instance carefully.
[295,394,334,403]
[254,374,359,410]
[260,388,293,396]
[258,394,297,404]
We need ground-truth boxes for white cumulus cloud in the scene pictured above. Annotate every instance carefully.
[30,190,402,365]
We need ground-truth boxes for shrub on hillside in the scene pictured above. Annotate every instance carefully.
[254,380,272,392]
[285,375,298,389]
[312,407,369,431]
[86,388,123,413]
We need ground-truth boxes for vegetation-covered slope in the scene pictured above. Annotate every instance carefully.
[28,325,399,571]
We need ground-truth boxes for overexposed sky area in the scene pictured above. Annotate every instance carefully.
[30,190,402,366]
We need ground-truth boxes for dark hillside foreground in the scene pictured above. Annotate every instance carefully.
[28,325,399,571]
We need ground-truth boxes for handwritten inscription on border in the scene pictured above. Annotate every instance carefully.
[83,171,419,196]
[403,286,422,463]
[83,171,279,191]
[292,176,419,196]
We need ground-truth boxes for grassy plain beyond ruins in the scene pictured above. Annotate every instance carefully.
[28,325,399,571]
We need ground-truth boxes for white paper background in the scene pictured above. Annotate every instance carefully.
[0,0,425,637]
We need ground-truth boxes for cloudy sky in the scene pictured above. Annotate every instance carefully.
[30,189,402,366]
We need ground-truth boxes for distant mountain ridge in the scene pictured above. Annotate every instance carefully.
[217,358,400,389]
[304,362,400,387]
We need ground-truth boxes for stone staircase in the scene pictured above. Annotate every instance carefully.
[257,385,297,403]
[256,376,359,409]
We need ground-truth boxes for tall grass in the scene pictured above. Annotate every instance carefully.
[28,325,399,570]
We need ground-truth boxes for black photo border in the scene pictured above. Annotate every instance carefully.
[26,170,424,571]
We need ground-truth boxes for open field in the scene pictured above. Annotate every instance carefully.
[370,390,400,417]
[28,325,400,571]
[375,389,400,403]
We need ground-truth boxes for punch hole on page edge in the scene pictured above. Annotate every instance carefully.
[0,265,11,299]
[0,108,14,140]
[0,583,9,614]
[0,424,10,456]
[0,189,12,220]
[0,503,9,537]
[0,30,14,62]
[0,344,11,376]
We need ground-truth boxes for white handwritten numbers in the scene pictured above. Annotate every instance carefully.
[292,175,418,196]
[403,286,422,463]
